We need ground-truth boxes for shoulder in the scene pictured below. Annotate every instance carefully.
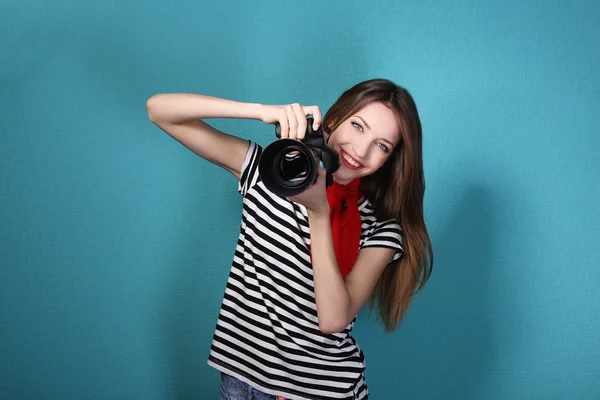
[359,199,402,231]
[358,198,404,261]
[238,140,264,196]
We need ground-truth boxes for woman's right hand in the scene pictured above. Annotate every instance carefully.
[259,104,322,141]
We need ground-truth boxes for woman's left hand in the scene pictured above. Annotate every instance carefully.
[287,163,330,215]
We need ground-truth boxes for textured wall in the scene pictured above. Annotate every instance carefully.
[1,1,599,399]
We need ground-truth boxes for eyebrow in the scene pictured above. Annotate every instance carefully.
[355,115,371,130]
[380,138,395,147]
[355,115,396,147]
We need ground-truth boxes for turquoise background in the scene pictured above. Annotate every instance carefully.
[1,1,599,399]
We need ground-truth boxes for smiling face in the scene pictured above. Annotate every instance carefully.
[326,101,402,185]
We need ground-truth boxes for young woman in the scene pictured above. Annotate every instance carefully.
[146,79,433,400]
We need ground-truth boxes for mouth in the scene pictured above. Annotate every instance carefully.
[340,149,364,170]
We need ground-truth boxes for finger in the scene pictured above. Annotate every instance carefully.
[292,103,307,140]
[316,160,325,175]
[318,164,328,184]
[285,105,298,140]
[319,162,327,176]
[303,105,322,130]
[278,109,289,139]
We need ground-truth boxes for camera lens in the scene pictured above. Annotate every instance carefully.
[279,150,309,184]
[258,139,318,197]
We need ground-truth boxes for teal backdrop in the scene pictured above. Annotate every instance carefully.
[1,1,599,399]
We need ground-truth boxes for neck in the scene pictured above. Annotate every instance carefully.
[332,175,354,186]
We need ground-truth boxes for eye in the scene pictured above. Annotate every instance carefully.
[377,143,390,153]
[351,122,364,132]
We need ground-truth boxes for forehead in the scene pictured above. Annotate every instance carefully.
[353,102,401,142]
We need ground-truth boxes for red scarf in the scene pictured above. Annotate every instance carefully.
[309,178,362,278]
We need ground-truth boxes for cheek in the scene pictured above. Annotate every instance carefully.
[334,127,352,142]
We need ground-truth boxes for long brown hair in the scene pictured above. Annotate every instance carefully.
[323,78,434,332]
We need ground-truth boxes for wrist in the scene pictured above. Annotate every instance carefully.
[243,102,264,120]
[307,205,330,221]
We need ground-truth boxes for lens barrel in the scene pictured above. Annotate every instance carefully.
[259,139,317,197]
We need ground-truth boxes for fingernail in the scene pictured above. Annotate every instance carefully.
[313,124,319,130]
[319,161,324,169]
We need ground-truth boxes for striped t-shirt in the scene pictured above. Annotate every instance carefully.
[208,141,404,400]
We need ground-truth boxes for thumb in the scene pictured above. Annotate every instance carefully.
[317,160,328,180]
[318,160,327,173]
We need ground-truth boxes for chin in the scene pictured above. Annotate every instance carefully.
[335,167,366,183]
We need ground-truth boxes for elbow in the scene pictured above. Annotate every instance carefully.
[318,317,350,335]
[145,94,164,122]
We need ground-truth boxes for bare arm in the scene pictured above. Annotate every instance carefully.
[308,208,395,334]
[287,166,396,334]
[146,93,264,179]
[146,94,324,179]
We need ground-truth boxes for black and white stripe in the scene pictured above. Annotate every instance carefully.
[208,141,403,400]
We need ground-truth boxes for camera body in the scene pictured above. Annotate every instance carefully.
[258,117,340,197]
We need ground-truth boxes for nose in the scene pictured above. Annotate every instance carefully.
[352,135,370,160]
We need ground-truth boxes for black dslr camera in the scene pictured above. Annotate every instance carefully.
[258,117,340,197]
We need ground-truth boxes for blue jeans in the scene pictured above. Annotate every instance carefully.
[219,373,282,400]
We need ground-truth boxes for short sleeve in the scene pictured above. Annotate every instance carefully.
[238,140,263,196]
[360,219,404,264]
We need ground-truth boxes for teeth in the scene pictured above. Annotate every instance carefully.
[343,151,361,167]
